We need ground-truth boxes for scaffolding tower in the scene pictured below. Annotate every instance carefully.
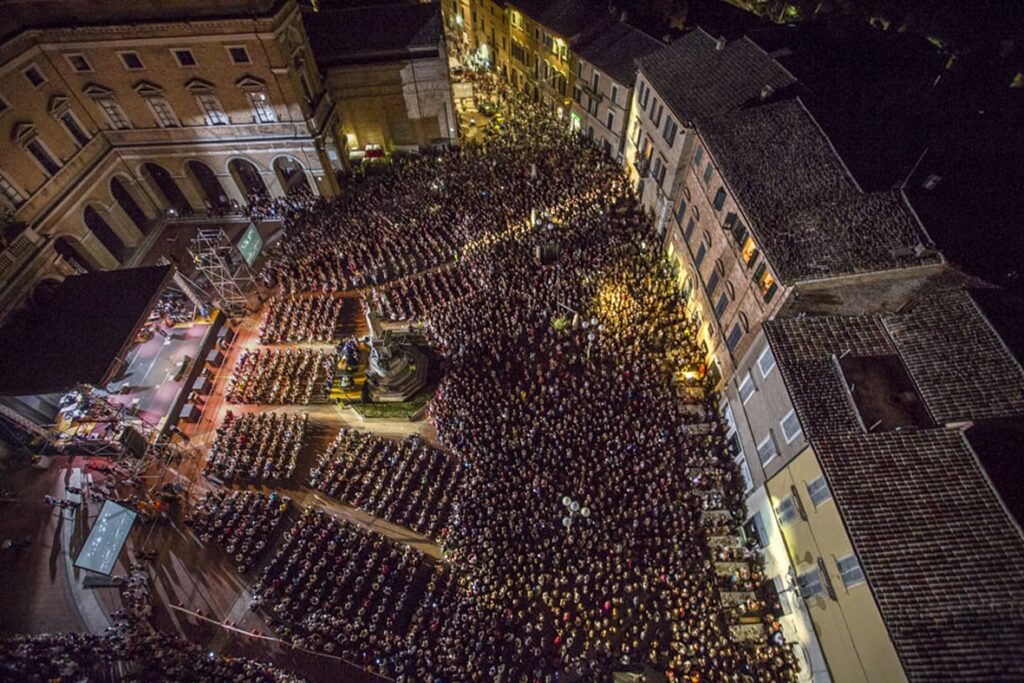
[188,228,255,314]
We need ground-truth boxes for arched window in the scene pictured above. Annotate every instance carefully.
[712,187,727,211]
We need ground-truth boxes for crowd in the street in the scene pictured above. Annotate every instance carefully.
[226,349,337,404]
[186,490,291,573]
[204,411,307,481]
[259,294,345,344]
[0,568,302,681]
[369,264,473,322]
[247,75,798,682]
[309,430,461,538]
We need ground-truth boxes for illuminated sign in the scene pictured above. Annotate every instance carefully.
[237,223,263,267]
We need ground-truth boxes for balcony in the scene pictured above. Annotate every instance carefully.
[633,157,651,178]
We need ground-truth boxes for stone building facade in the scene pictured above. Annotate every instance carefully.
[0,0,344,318]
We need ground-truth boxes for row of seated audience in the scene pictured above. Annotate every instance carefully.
[369,265,472,322]
[203,411,307,481]
[251,508,430,672]
[309,431,461,539]
[260,294,345,344]
[226,349,337,404]
[185,490,291,573]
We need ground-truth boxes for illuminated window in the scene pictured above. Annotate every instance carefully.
[249,91,276,123]
[741,237,758,266]
[196,93,228,125]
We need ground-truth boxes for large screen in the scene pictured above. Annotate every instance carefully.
[237,223,264,267]
[74,500,137,575]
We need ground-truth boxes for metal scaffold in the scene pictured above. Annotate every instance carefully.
[188,228,255,315]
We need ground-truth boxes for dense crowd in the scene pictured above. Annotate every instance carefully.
[251,508,429,666]
[309,430,461,538]
[369,264,473,322]
[186,490,291,573]
[248,79,798,682]
[204,411,307,481]
[0,568,303,681]
[226,349,337,404]
[259,294,345,344]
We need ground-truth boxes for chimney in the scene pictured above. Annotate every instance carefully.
[761,84,775,100]
[715,36,726,51]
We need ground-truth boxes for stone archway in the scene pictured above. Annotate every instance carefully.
[110,177,150,234]
[142,162,192,215]
[228,158,268,199]
[53,236,97,273]
[273,156,311,196]
[186,160,229,208]
[84,206,126,262]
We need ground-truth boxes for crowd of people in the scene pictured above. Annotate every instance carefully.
[369,264,473,322]
[186,490,291,573]
[203,411,307,482]
[251,508,429,668]
[226,349,337,405]
[242,77,798,682]
[309,431,461,539]
[0,568,301,681]
[259,294,345,344]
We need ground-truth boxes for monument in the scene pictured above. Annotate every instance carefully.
[363,305,427,402]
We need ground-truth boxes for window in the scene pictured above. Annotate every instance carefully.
[693,145,704,168]
[662,117,678,147]
[97,98,130,129]
[738,372,755,403]
[610,84,618,105]
[757,434,777,465]
[64,53,92,72]
[196,93,228,125]
[683,217,696,242]
[637,80,649,110]
[119,51,144,70]
[694,241,707,269]
[606,110,615,131]
[24,64,46,88]
[806,476,832,507]
[147,96,179,127]
[651,100,663,127]
[712,187,727,211]
[591,71,600,93]
[60,112,90,146]
[675,199,688,223]
[703,161,713,185]
[715,292,729,318]
[757,345,776,378]
[228,46,251,64]
[773,576,793,616]
[836,555,865,588]
[739,458,753,493]
[0,172,25,208]
[173,48,197,67]
[776,496,798,526]
[780,409,802,443]
[26,139,60,175]
[706,270,720,298]
[797,566,825,599]
[726,323,742,351]
[249,91,276,122]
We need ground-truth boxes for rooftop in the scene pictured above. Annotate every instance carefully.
[637,28,797,124]
[813,429,1024,682]
[0,265,173,396]
[511,0,611,41]
[304,2,442,67]
[574,21,664,85]
[699,97,929,282]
